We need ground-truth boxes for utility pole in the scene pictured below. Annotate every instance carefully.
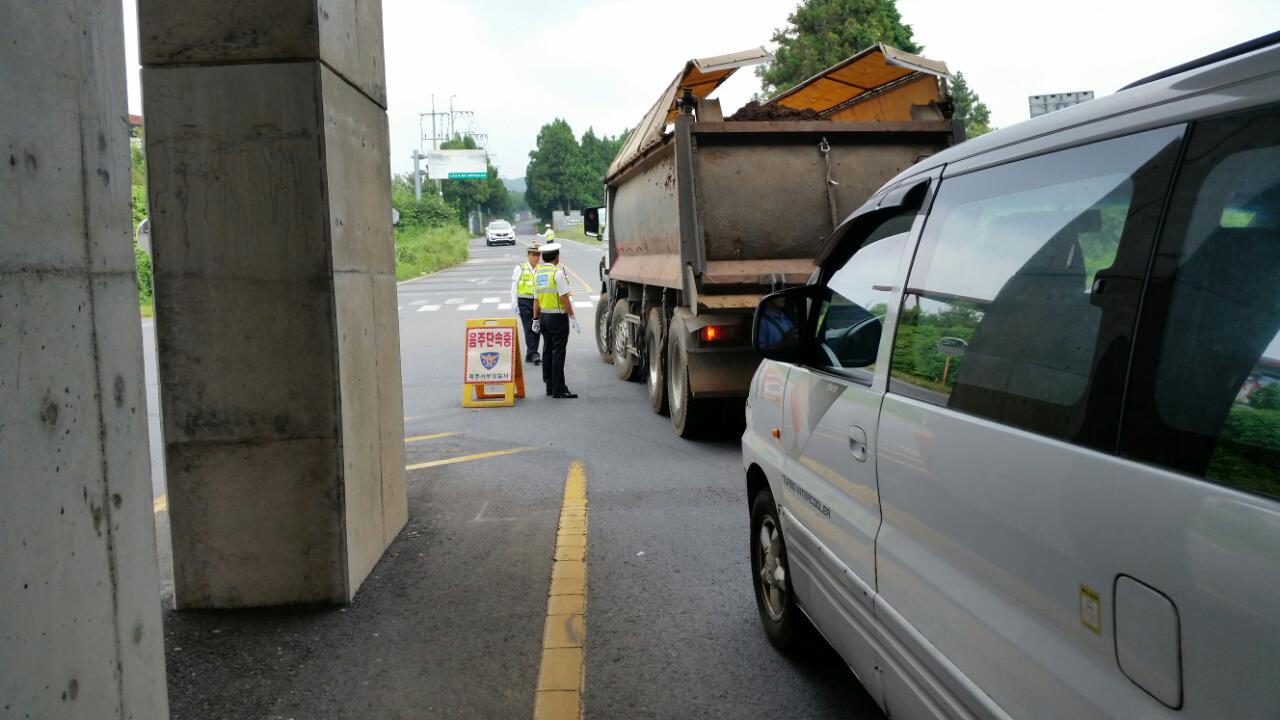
[410,150,425,201]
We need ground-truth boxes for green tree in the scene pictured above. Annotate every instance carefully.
[391,174,456,227]
[758,0,921,97]
[951,71,993,139]
[577,127,630,207]
[1250,382,1280,411]
[525,119,594,221]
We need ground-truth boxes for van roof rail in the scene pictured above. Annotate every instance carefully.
[1120,30,1280,91]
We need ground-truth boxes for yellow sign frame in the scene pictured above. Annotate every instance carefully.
[462,318,526,408]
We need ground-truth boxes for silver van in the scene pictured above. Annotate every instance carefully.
[742,33,1280,719]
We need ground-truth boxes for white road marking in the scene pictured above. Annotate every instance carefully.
[498,303,512,310]
[482,297,500,303]
[590,295,600,301]
[418,304,442,312]
[410,299,428,306]
[445,298,464,305]
[458,304,480,311]
[573,301,592,308]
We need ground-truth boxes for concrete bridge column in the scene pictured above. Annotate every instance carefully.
[138,0,407,607]
[1,1,169,717]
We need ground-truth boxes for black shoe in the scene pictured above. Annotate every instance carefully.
[546,386,554,396]
[554,392,579,399]
[532,353,541,365]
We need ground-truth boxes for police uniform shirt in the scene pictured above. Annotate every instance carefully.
[535,264,571,312]
[511,261,537,304]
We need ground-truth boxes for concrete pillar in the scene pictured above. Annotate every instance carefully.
[1,2,169,718]
[138,0,407,607]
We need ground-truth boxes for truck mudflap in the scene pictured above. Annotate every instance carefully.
[687,345,762,398]
[673,308,762,398]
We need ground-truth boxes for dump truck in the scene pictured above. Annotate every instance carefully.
[584,44,963,437]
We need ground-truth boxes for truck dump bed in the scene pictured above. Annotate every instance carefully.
[605,44,961,310]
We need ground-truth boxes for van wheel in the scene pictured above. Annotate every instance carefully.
[595,294,613,364]
[612,298,638,381]
[667,316,710,438]
[751,488,809,651]
[645,308,668,415]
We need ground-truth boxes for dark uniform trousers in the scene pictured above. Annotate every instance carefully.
[517,296,540,358]
[540,313,570,395]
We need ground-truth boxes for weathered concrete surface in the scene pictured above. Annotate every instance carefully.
[1,1,168,718]
[137,0,387,107]
[141,2,404,607]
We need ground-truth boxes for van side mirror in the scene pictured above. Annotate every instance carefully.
[752,286,812,363]
[583,206,602,237]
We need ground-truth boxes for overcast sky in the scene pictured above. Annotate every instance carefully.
[121,0,1276,179]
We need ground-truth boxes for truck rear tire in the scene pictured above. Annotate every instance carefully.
[667,315,710,438]
[595,294,612,364]
[645,308,668,415]
[612,298,639,381]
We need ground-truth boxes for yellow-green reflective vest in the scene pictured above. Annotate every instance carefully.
[534,263,563,312]
[544,229,555,242]
[516,262,536,297]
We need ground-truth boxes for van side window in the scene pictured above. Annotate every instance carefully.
[890,126,1184,446]
[810,213,912,383]
[1121,106,1280,500]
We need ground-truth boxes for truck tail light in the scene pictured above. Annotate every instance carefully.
[701,325,723,342]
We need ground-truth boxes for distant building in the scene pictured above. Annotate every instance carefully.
[128,114,144,147]
[1029,91,1094,118]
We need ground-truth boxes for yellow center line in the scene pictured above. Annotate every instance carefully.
[561,263,596,295]
[405,446,533,471]
[534,460,588,720]
[405,432,458,444]
[153,495,167,513]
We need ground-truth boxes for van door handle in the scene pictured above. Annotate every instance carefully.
[849,425,868,462]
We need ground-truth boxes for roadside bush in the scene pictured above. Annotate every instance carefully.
[393,224,469,280]
[1249,382,1280,411]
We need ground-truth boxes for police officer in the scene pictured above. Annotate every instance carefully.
[542,223,556,244]
[530,243,580,398]
[510,242,542,364]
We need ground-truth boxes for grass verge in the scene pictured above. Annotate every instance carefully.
[555,225,600,245]
[395,223,470,280]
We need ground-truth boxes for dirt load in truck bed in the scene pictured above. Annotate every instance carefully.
[727,101,826,122]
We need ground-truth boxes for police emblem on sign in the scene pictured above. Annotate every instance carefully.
[480,351,500,370]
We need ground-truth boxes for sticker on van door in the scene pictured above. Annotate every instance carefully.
[783,475,831,518]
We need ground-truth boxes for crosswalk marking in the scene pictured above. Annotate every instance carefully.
[418,305,441,312]
[573,302,592,308]
[459,304,480,311]
[482,297,500,303]
[445,298,464,305]
[590,295,600,302]
[498,303,512,310]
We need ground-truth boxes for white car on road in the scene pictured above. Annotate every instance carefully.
[485,219,516,246]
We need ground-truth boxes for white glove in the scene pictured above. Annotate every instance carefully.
[571,317,581,334]
[514,304,522,317]
[531,319,541,333]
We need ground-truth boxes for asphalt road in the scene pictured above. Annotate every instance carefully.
[148,224,883,719]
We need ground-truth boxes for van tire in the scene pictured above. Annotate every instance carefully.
[595,294,613,364]
[612,298,639,381]
[646,308,669,415]
[750,488,810,652]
